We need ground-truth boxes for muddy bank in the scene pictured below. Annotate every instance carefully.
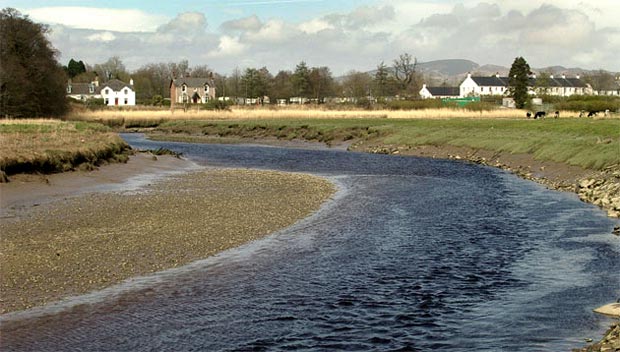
[0,160,335,314]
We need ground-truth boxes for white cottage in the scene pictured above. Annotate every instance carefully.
[459,73,589,98]
[460,74,509,97]
[419,84,460,99]
[100,79,136,106]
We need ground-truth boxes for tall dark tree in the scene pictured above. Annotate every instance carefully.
[508,56,531,109]
[0,8,68,117]
[270,70,294,99]
[308,66,335,102]
[65,58,86,78]
[292,61,310,97]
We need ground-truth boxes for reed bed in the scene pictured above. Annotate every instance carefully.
[67,106,579,125]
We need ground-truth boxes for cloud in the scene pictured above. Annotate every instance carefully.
[24,7,168,32]
[157,12,207,34]
[38,2,620,75]
[220,15,263,32]
[87,32,116,42]
[208,35,247,58]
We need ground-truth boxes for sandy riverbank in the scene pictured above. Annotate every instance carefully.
[0,154,335,314]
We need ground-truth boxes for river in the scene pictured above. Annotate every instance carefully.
[1,134,618,351]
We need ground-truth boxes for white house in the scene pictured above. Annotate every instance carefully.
[419,84,460,99]
[460,74,510,97]
[100,79,136,106]
[459,73,589,98]
[66,77,102,102]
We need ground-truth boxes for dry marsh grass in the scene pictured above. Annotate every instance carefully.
[0,119,129,175]
[67,106,596,124]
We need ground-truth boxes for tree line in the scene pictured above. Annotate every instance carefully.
[63,54,423,105]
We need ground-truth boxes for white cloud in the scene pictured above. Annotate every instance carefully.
[23,7,168,32]
[298,19,333,34]
[208,35,247,58]
[87,32,116,42]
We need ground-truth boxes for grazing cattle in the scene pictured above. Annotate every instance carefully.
[534,111,546,119]
[554,111,560,119]
[579,110,586,118]
[604,109,610,117]
[526,112,532,119]
[587,111,598,117]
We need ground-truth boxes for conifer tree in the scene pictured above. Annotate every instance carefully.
[508,57,531,109]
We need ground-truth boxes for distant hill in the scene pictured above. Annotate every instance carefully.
[349,59,617,86]
[415,60,618,85]
[417,59,479,76]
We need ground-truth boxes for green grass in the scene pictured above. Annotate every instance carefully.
[155,118,620,170]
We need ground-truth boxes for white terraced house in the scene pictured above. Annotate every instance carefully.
[459,73,590,98]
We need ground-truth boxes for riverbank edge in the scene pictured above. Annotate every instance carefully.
[0,138,132,183]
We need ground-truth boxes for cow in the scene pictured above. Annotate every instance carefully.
[587,111,598,117]
[534,111,546,119]
[554,111,560,119]
[526,112,532,119]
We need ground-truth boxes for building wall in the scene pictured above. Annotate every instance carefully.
[171,84,216,105]
[459,77,479,97]
[101,86,135,106]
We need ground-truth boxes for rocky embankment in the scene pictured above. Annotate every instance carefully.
[573,322,620,352]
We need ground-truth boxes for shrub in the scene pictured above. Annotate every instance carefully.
[386,99,444,110]
[201,100,232,111]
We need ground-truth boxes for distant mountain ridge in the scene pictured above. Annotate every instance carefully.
[415,59,617,85]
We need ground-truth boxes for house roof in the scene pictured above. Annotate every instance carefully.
[67,82,101,95]
[469,75,586,88]
[101,79,133,91]
[172,77,213,88]
[471,76,510,87]
[427,87,460,96]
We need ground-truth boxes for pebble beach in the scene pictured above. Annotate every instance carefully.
[0,160,335,314]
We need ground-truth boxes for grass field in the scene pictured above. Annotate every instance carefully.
[0,119,130,176]
[153,117,620,171]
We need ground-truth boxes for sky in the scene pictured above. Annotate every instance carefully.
[3,0,619,75]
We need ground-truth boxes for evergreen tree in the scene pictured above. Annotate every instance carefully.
[0,8,68,118]
[508,57,531,109]
[374,61,390,97]
[292,61,310,97]
[65,58,86,78]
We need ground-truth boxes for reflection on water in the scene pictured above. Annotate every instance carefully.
[1,135,618,351]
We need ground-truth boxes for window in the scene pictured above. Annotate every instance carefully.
[204,85,209,93]
[124,89,128,95]
[104,99,109,105]
[66,86,72,93]
[182,85,187,92]
[124,98,128,105]
[89,84,94,94]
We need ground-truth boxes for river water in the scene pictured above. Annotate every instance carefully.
[1,134,618,351]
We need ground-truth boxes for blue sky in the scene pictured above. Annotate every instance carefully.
[2,0,618,74]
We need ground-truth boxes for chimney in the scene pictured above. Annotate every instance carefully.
[562,74,566,79]
[532,74,537,79]
[576,74,580,79]
[495,72,500,78]
[467,72,472,79]
[93,75,99,87]
[130,78,134,86]
[550,75,554,79]
[422,83,427,89]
